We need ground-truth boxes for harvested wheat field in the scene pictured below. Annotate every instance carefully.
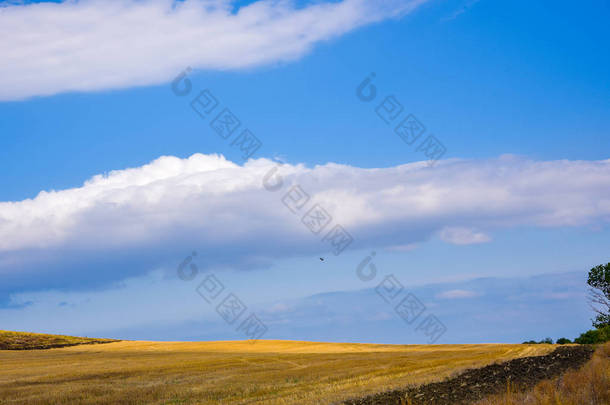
[0,333,557,405]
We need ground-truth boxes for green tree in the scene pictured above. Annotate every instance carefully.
[587,263,610,328]
[574,325,610,344]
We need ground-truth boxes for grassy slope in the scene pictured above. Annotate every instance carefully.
[0,338,554,405]
[476,342,610,405]
[0,330,119,350]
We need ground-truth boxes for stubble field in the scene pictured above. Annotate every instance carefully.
[0,336,555,405]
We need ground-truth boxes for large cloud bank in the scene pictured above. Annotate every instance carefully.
[1,153,609,292]
[0,0,426,100]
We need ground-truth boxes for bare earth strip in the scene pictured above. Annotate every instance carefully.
[0,340,554,405]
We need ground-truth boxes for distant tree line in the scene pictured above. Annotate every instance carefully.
[523,326,610,345]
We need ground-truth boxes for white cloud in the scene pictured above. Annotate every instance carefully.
[0,0,426,101]
[436,289,478,299]
[385,243,419,252]
[1,153,610,291]
[438,226,491,245]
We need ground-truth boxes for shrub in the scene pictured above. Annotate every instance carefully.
[556,337,572,344]
[574,325,610,344]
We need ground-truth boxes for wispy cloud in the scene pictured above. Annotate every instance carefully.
[441,0,482,22]
[438,227,491,245]
[1,269,590,343]
[0,0,427,100]
[435,289,477,299]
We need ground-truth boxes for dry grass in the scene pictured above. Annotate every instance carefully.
[476,342,610,405]
[0,330,118,350]
[0,336,555,405]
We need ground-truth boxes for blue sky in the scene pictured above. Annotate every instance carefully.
[0,0,609,343]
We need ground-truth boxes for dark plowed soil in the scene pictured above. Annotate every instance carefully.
[343,345,594,405]
[0,340,119,350]
[0,331,120,350]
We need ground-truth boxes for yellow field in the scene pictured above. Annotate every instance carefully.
[0,339,555,405]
